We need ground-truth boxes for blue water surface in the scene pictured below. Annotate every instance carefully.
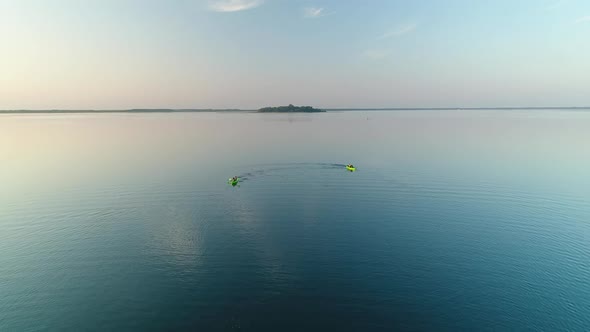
[1,110,589,331]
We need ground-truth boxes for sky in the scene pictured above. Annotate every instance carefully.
[1,0,590,109]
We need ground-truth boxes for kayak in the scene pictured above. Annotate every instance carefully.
[346,166,356,172]
[228,178,239,186]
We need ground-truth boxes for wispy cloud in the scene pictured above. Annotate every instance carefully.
[363,49,389,60]
[574,15,590,24]
[377,23,418,40]
[208,0,263,12]
[303,7,331,18]
[544,0,566,10]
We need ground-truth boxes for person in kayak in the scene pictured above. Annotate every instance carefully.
[232,176,238,182]
[347,164,354,168]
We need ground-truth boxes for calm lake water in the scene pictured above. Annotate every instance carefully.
[1,110,590,331]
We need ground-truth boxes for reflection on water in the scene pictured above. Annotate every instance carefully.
[1,111,590,331]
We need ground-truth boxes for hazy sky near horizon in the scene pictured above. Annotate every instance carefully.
[1,0,590,109]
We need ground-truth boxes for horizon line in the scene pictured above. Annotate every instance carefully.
[2,106,590,114]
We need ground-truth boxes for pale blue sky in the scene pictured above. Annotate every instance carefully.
[1,0,589,109]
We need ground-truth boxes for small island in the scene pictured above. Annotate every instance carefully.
[258,104,325,113]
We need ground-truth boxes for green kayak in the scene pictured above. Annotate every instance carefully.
[228,177,239,186]
[346,166,356,172]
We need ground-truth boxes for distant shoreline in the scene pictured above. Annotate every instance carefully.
[0,109,251,114]
[1,107,590,114]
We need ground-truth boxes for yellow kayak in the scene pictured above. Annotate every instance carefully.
[346,165,356,172]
